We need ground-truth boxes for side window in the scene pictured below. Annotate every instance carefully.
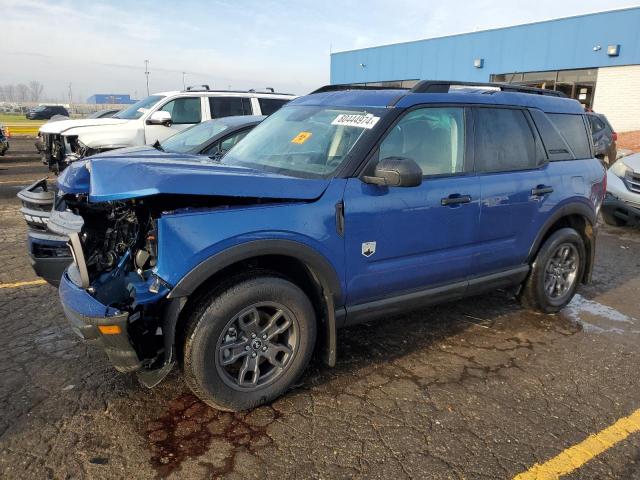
[474,108,536,172]
[203,129,251,155]
[589,116,605,134]
[547,114,591,159]
[258,98,289,116]
[160,97,201,124]
[378,107,465,176]
[209,97,252,118]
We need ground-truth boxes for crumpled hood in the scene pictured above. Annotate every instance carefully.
[56,155,330,202]
[39,117,130,134]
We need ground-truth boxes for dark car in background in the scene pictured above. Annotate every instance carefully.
[587,112,617,166]
[18,115,264,285]
[0,125,9,156]
[86,109,121,119]
[26,105,69,120]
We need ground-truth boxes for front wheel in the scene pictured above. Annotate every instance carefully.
[520,228,586,313]
[601,209,627,227]
[183,275,316,411]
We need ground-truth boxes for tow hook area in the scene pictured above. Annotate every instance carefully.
[59,272,141,372]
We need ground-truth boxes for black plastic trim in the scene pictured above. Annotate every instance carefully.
[167,239,344,305]
[343,280,467,327]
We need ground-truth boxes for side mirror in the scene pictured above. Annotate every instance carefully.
[363,156,423,187]
[147,111,172,126]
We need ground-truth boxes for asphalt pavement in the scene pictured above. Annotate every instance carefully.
[1,138,639,479]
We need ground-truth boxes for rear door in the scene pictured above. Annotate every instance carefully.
[209,96,253,119]
[343,106,480,307]
[472,106,552,277]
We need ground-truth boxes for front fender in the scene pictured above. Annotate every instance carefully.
[154,180,347,304]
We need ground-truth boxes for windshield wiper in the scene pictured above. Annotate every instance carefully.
[152,140,164,152]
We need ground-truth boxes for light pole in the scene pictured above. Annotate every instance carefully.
[182,72,187,90]
[144,60,150,96]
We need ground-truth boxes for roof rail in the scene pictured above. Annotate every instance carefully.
[410,80,566,97]
[186,85,211,91]
[310,84,407,94]
[181,86,294,96]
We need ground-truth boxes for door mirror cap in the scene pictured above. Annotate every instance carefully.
[147,111,172,126]
[363,156,423,187]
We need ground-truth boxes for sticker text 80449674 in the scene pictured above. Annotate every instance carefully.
[332,113,380,130]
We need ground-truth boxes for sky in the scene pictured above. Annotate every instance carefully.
[1,0,638,102]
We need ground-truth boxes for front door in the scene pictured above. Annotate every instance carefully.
[343,106,479,307]
[144,96,203,144]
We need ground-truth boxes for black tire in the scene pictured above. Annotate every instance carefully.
[519,228,586,314]
[183,275,316,411]
[601,209,627,227]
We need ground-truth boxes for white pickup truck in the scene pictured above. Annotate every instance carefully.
[37,87,295,172]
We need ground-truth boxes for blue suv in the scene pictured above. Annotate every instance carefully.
[52,81,605,411]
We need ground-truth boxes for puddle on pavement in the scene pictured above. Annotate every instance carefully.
[146,393,280,478]
[562,294,639,334]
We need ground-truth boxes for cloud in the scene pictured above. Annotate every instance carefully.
[1,0,636,100]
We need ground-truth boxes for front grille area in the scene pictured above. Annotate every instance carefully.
[625,171,640,194]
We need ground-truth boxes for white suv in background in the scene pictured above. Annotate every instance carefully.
[37,87,295,172]
[603,152,640,226]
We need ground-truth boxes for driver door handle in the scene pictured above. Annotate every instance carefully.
[441,194,472,206]
[531,185,554,196]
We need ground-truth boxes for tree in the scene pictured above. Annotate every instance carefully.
[16,83,29,102]
[29,81,44,102]
[3,84,16,102]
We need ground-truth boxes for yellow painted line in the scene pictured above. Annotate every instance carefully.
[0,279,47,289]
[514,408,640,480]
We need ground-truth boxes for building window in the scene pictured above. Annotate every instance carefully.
[490,69,598,109]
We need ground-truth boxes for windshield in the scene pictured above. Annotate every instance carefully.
[113,95,165,120]
[223,105,385,178]
[161,120,230,154]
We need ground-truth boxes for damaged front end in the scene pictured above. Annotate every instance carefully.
[40,132,96,173]
[50,191,171,382]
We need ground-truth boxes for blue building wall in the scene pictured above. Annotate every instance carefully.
[330,7,640,84]
[87,94,136,104]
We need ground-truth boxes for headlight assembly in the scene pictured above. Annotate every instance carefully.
[611,161,630,179]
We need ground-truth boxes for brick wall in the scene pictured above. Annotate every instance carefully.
[617,131,640,153]
[593,65,640,133]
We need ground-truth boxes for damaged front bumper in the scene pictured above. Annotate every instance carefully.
[51,207,175,384]
[59,270,141,372]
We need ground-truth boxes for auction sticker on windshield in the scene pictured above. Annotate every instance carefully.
[332,113,380,129]
[291,131,313,144]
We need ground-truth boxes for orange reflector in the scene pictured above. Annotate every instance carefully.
[98,325,122,335]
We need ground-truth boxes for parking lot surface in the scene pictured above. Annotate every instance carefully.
[1,138,639,479]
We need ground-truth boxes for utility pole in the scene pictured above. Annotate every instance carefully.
[144,60,150,96]
[68,83,72,106]
[182,72,187,90]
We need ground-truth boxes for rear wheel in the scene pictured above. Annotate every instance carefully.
[183,275,316,411]
[520,228,585,313]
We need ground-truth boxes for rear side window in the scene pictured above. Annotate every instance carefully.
[547,114,591,159]
[589,116,605,134]
[473,108,536,172]
[209,97,252,118]
[258,98,289,116]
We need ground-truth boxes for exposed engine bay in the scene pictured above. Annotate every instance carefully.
[38,133,97,174]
